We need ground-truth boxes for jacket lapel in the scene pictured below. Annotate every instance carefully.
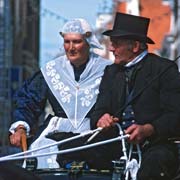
[129,57,152,103]
[117,70,126,105]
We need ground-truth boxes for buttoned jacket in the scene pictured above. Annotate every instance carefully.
[91,53,180,140]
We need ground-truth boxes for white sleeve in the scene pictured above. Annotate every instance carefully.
[9,121,30,135]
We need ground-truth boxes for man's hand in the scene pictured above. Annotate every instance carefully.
[96,113,119,128]
[125,123,155,144]
[9,125,26,148]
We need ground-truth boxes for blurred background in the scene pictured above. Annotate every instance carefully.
[0,0,180,155]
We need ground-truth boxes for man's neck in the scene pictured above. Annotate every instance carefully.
[125,50,148,68]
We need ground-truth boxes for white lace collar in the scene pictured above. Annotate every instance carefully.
[41,53,112,129]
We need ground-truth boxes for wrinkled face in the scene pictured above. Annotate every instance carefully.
[63,33,90,67]
[109,37,139,65]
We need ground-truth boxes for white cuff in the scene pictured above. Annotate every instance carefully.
[9,121,30,135]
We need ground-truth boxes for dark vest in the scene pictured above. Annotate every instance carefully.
[121,65,139,129]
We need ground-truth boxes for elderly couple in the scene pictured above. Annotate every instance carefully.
[8,12,180,180]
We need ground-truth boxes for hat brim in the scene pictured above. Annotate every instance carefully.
[103,30,155,44]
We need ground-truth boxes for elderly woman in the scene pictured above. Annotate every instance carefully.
[9,18,112,169]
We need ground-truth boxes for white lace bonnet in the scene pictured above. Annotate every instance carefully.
[59,18,102,50]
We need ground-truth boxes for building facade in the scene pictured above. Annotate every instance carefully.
[96,0,180,64]
[0,0,13,154]
[0,0,40,154]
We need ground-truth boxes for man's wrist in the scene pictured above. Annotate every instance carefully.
[144,124,155,137]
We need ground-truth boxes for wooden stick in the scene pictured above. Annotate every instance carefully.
[21,132,27,152]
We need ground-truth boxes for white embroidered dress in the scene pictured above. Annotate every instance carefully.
[29,53,112,169]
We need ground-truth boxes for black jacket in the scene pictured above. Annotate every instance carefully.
[91,53,180,140]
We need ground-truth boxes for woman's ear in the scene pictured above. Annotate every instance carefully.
[59,32,64,37]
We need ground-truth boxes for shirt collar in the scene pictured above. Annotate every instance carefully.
[125,50,148,68]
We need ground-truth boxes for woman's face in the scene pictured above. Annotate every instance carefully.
[63,33,90,67]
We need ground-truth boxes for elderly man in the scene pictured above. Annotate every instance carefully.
[91,12,180,180]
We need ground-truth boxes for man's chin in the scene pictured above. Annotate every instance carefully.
[114,59,126,66]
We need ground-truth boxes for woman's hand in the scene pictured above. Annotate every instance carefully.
[9,125,26,147]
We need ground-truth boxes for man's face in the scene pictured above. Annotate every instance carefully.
[63,33,90,67]
[109,37,138,65]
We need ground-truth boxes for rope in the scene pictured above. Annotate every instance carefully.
[114,123,142,180]
[0,128,102,161]
[1,124,141,180]
[0,134,130,162]
[115,123,128,161]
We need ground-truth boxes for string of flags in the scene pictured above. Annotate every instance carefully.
[41,7,68,23]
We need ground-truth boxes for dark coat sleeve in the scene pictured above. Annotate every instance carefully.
[150,62,180,138]
[130,55,180,139]
[12,71,48,128]
[90,64,124,129]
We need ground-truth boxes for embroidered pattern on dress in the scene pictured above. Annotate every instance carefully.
[80,78,101,107]
[45,60,101,107]
[46,60,72,103]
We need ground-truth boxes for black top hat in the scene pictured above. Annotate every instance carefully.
[103,12,155,44]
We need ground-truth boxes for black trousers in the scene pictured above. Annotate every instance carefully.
[137,142,178,180]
